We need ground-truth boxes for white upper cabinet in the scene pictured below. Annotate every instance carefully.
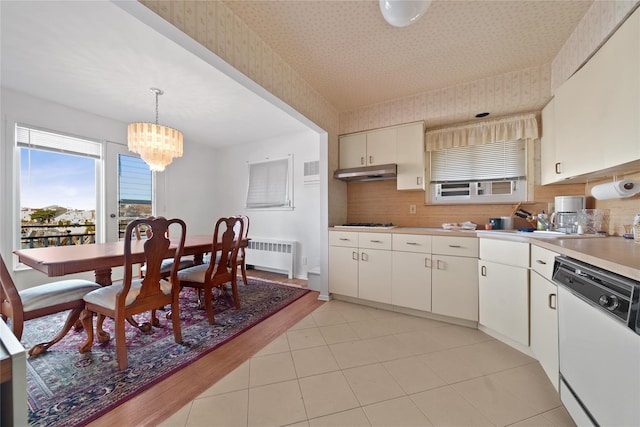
[540,98,557,186]
[366,127,397,166]
[396,122,426,190]
[339,132,367,168]
[548,8,640,182]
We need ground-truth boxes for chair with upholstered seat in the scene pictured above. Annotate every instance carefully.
[235,215,250,284]
[136,223,194,280]
[177,217,243,324]
[80,216,186,370]
[0,252,100,356]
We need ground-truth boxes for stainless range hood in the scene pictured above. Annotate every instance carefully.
[333,163,397,182]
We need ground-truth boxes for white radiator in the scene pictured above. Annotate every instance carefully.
[245,238,296,279]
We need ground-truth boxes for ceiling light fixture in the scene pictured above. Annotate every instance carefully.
[379,0,431,27]
[127,88,183,172]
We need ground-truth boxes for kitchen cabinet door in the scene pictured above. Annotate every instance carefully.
[339,132,367,169]
[392,251,431,311]
[366,127,396,166]
[431,255,478,321]
[540,98,558,185]
[329,245,359,298]
[530,270,559,390]
[478,260,529,346]
[396,122,425,190]
[358,248,392,304]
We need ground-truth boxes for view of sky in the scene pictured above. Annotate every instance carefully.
[20,149,151,211]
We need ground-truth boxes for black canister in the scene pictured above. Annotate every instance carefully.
[489,218,502,230]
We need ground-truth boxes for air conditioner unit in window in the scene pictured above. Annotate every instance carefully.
[431,179,526,204]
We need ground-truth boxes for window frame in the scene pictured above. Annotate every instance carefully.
[245,155,294,211]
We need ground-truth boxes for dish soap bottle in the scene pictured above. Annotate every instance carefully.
[633,213,640,244]
[537,211,548,231]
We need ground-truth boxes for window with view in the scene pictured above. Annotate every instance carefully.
[17,125,101,249]
[117,154,152,239]
[246,156,293,209]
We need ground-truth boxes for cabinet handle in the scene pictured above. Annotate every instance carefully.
[360,156,365,165]
[535,259,547,265]
[548,293,557,310]
[369,155,373,164]
[370,239,383,243]
[339,238,350,241]
[481,265,487,276]
[425,258,432,268]
[436,260,444,270]
[361,252,368,261]
[555,162,562,174]
[448,244,462,248]
[416,177,421,185]
[406,242,419,245]
[352,251,359,260]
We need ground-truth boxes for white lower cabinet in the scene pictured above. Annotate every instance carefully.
[431,236,479,321]
[478,239,530,346]
[478,260,529,346]
[530,245,560,390]
[391,233,432,311]
[328,245,359,298]
[358,248,392,303]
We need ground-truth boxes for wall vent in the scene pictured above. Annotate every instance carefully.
[303,160,320,183]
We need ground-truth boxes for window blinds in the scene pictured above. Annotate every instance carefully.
[16,125,101,158]
[246,157,291,208]
[430,140,525,182]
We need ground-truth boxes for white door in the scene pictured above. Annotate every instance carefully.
[105,142,154,242]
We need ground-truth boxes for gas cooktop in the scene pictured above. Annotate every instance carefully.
[334,223,397,229]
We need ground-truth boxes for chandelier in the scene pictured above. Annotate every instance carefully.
[127,88,183,172]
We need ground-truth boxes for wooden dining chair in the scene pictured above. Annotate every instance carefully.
[79,216,187,370]
[137,223,194,280]
[235,215,250,285]
[177,217,243,324]
[0,252,100,356]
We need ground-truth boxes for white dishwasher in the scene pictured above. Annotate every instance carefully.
[553,256,640,427]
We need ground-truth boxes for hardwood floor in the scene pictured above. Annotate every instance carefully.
[88,271,321,426]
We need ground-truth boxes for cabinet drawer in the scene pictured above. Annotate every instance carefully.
[479,239,529,268]
[359,232,392,250]
[329,231,358,247]
[530,245,559,280]
[432,236,478,257]
[392,234,431,253]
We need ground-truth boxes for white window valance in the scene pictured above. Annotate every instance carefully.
[425,113,539,151]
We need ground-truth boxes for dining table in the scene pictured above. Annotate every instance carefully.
[13,234,241,287]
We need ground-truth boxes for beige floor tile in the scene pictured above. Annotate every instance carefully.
[291,345,340,378]
[363,396,434,427]
[423,324,494,349]
[298,371,360,419]
[249,352,297,387]
[308,408,371,427]
[312,309,347,326]
[253,333,290,357]
[363,306,402,320]
[384,314,448,334]
[199,360,250,397]
[187,389,248,427]
[540,407,577,427]
[452,375,541,426]
[410,385,494,427]
[490,363,561,412]
[382,356,446,394]
[349,318,396,339]
[509,414,556,427]
[248,380,307,427]
[364,334,414,362]
[158,402,191,427]
[328,339,378,369]
[342,363,406,406]
[467,340,536,374]
[393,330,449,355]
[332,303,376,322]
[418,346,486,384]
[284,421,310,427]
[318,323,360,344]
[287,327,327,350]
[288,314,318,331]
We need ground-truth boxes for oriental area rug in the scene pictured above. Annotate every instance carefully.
[21,279,309,427]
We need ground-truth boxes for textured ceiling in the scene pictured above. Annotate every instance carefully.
[224,0,593,112]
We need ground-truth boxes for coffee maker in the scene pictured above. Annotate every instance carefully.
[551,196,585,234]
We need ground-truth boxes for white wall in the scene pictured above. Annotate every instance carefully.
[212,130,321,280]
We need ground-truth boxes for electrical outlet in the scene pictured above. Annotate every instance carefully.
[409,204,416,214]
